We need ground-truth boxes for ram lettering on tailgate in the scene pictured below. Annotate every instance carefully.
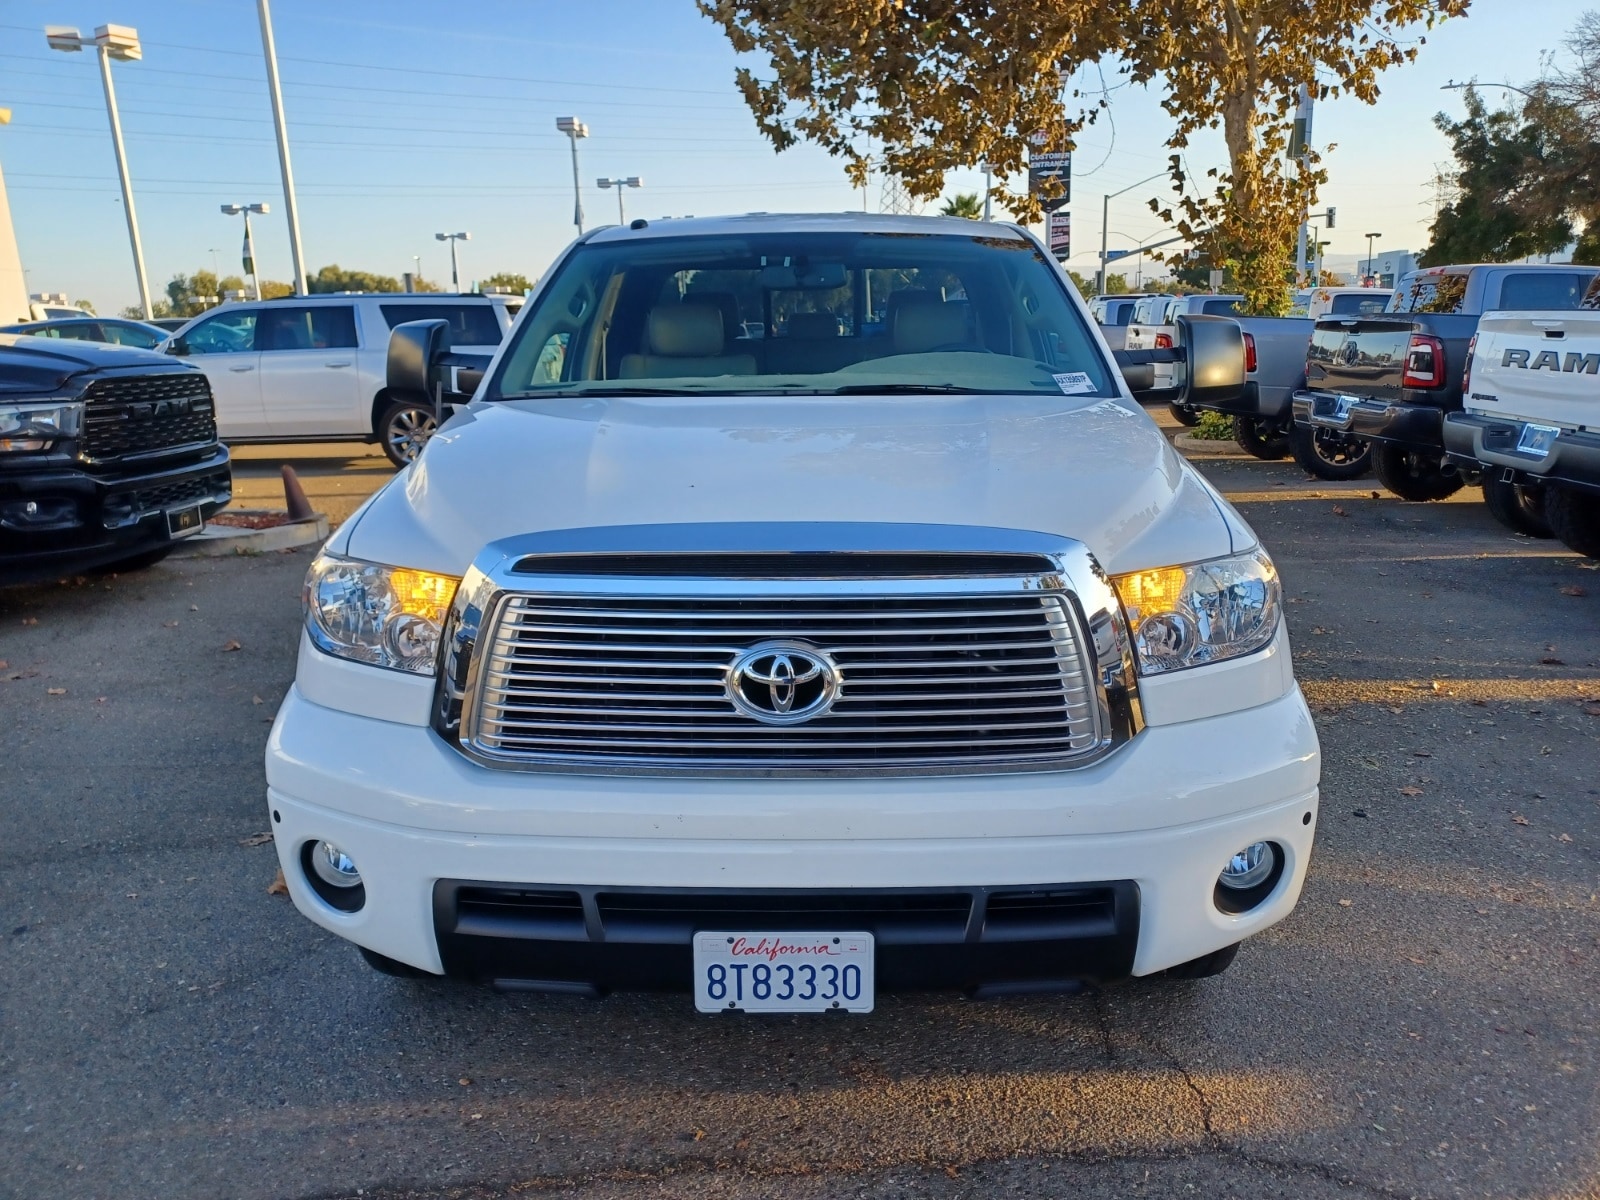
[1502,348,1600,374]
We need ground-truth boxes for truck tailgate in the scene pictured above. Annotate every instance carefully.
[1305,318,1413,399]
[1468,312,1600,426]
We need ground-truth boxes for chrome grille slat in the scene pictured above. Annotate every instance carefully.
[462,583,1105,772]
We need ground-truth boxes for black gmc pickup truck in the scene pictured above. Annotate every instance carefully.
[1290,263,1600,498]
[0,335,232,585]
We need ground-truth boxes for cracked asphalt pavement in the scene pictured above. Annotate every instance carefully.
[3,424,1598,1200]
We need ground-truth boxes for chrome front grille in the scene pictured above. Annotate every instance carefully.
[461,589,1106,774]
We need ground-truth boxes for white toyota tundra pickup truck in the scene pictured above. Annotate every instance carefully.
[266,213,1320,1010]
[1445,283,1600,554]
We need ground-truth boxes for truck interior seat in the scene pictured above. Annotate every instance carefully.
[618,304,757,379]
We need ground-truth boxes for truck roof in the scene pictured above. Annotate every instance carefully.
[581,211,1035,244]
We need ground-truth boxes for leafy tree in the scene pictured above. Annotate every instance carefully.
[1102,272,1132,295]
[480,272,533,293]
[309,264,402,294]
[1066,269,1094,298]
[700,0,1468,315]
[938,193,983,219]
[1421,87,1575,265]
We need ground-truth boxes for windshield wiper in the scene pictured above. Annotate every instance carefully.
[823,383,998,395]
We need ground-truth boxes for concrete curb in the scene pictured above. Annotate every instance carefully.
[1171,432,1252,458]
[172,511,329,558]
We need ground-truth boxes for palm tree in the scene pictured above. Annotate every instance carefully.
[938,193,983,219]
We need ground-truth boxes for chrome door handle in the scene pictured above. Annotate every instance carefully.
[227,365,255,372]
[324,361,353,368]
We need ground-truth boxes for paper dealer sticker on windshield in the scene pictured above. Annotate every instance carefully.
[1053,372,1096,395]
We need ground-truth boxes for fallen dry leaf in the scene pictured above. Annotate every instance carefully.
[1556,833,1573,843]
[1369,490,1381,500]
[188,604,199,612]
[163,620,179,629]
[1558,585,1587,597]
[46,687,66,696]
[1511,814,1531,827]
[267,868,289,896]
[459,1077,472,1087]
[1399,786,1424,797]
[1338,899,1353,908]
[1331,505,1348,517]
[252,695,264,705]
[222,640,242,652]
[0,660,7,671]
[238,832,274,847]
[1413,751,1433,758]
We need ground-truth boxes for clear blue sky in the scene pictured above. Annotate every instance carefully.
[0,0,1589,313]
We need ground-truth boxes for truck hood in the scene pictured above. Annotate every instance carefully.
[0,334,179,395]
[340,393,1244,576]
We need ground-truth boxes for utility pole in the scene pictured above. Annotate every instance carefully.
[1292,84,1314,285]
[1364,232,1382,282]
[256,0,308,294]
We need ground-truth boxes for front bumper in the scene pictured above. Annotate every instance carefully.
[266,683,1320,992]
[1292,389,1447,449]
[0,446,232,584]
[1443,411,1600,496]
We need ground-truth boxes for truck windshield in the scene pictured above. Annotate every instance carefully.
[491,230,1115,399]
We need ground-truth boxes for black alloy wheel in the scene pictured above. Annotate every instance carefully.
[1371,443,1465,502]
[1232,415,1292,461]
[1480,476,1554,538]
[1288,423,1372,480]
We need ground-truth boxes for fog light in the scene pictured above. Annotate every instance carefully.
[1219,841,1275,891]
[310,840,361,889]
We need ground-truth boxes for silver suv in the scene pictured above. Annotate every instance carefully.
[166,293,515,468]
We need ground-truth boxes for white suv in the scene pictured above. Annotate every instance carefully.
[167,293,514,467]
[267,213,1320,1010]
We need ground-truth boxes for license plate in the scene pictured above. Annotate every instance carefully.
[1516,422,1561,458]
[165,504,205,538]
[693,931,874,1014]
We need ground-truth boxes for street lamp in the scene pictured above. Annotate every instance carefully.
[1364,232,1382,282]
[221,202,270,300]
[1098,171,1168,294]
[45,23,152,319]
[596,176,642,225]
[1442,80,1537,100]
[435,232,470,290]
[556,117,589,234]
[978,161,993,221]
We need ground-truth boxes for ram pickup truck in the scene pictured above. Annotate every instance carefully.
[1291,263,1600,495]
[1444,286,1600,551]
[0,335,232,585]
[266,212,1319,1007]
[1088,294,1157,352]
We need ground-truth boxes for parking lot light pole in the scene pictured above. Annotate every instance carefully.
[1098,171,1167,295]
[596,176,641,225]
[256,0,308,295]
[46,24,152,319]
[1365,232,1382,282]
[435,232,469,290]
[556,117,589,234]
[221,203,269,300]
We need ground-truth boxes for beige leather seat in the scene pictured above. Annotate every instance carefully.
[890,294,973,354]
[618,304,757,379]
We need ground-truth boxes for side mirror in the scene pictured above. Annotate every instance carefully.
[1174,314,1246,408]
[387,319,449,397]
[167,335,189,356]
[453,366,485,397]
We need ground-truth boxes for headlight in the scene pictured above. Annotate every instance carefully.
[0,399,83,452]
[1112,549,1280,675]
[304,553,460,674]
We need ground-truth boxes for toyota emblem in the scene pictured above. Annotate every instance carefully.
[726,641,840,725]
